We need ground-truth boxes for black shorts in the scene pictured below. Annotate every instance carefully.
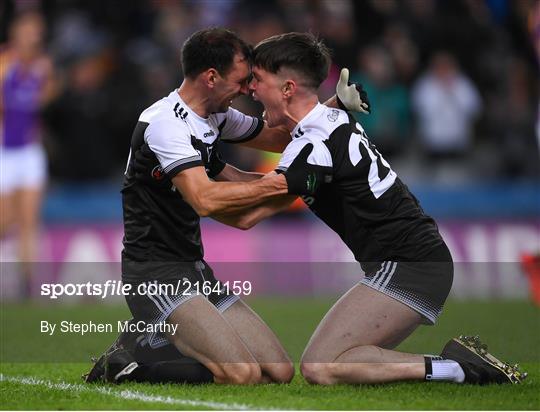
[360,243,453,325]
[123,259,239,348]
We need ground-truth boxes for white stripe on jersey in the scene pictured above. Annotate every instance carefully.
[139,90,261,172]
[164,155,202,174]
[359,136,397,199]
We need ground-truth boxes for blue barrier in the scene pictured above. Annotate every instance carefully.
[42,183,123,223]
[41,181,539,223]
[411,181,540,218]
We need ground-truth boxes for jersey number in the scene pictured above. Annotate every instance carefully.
[348,125,396,199]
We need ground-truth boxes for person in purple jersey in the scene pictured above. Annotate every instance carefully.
[0,11,58,296]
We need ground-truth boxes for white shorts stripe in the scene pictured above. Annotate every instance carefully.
[152,281,173,311]
[146,283,167,313]
[369,261,390,286]
[380,262,398,290]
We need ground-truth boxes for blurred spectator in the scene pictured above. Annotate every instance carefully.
[43,8,144,181]
[412,51,482,159]
[381,22,419,85]
[192,0,238,28]
[531,0,540,65]
[43,43,134,181]
[484,57,539,177]
[152,1,199,53]
[236,12,286,46]
[276,0,316,32]
[528,0,540,157]
[123,37,175,104]
[0,11,57,295]
[318,0,357,69]
[1,0,537,210]
[351,45,410,157]
[49,10,108,66]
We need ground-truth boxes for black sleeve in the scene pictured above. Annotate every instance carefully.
[220,117,265,144]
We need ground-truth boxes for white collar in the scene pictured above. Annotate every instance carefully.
[290,102,323,138]
[170,89,209,122]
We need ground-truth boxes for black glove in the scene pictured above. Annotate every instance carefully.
[130,144,170,185]
[132,144,155,172]
[283,144,332,196]
[189,137,225,178]
[336,68,371,114]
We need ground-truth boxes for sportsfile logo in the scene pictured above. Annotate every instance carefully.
[40,280,252,300]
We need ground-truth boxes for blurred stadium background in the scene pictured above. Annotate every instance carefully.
[1,0,539,303]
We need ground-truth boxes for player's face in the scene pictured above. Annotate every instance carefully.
[211,53,251,113]
[250,66,287,128]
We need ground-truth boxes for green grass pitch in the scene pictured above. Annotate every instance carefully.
[1,298,539,410]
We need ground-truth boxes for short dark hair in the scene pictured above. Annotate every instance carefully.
[181,28,252,79]
[253,32,331,89]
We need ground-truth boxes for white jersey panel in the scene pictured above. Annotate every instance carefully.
[277,104,349,171]
[351,122,397,199]
[276,134,333,171]
[139,95,201,175]
[144,118,200,174]
[214,107,261,142]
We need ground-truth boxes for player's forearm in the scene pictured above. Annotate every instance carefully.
[212,212,254,230]
[213,195,296,230]
[214,164,264,182]
[212,205,273,230]
[196,174,288,217]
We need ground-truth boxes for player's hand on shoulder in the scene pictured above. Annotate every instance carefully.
[131,144,168,185]
[283,143,332,196]
[132,144,155,174]
[336,68,371,114]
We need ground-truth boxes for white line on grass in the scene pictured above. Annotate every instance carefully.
[0,374,272,410]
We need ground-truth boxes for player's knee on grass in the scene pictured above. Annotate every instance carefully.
[266,361,295,383]
[300,362,338,385]
[300,344,379,385]
[214,362,262,385]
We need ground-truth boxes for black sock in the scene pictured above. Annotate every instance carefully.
[134,340,185,363]
[127,358,213,384]
[127,333,213,383]
[424,356,433,380]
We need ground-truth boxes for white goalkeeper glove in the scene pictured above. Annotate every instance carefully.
[336,68,371,114]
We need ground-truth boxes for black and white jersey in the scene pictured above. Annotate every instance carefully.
[276,103,443,264]
[121,90,263,267]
